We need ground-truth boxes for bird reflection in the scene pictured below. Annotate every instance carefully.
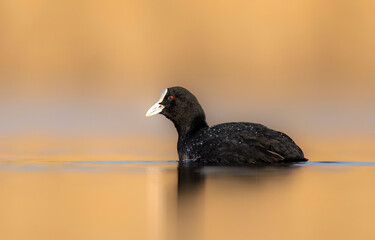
[177,161,302,194]
[176,161,303,240]
[177,162,205,195]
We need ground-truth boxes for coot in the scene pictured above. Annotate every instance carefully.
[146,87,307,165]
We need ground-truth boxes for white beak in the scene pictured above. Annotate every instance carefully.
[146,102,164,117]
[146,88,168,117]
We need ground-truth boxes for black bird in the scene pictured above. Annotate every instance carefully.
[146,87,307,166]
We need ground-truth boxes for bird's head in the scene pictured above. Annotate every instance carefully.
[146,86,208,137]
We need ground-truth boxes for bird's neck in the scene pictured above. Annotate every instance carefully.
[173,114,208,140]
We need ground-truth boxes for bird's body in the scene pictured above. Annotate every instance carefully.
[177,122,305,165]
[146,87,307,166]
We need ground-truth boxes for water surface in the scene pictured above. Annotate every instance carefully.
[0,158,374,240]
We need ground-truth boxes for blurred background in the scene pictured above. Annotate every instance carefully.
[0,0,374,160]
[1,2,375,240]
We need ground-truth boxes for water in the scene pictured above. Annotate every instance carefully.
[0,158,374,240]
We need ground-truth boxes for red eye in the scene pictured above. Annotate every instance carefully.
[168,96,174,100]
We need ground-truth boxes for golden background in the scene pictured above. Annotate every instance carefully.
[0,0,374,160]
[0,2,375,240]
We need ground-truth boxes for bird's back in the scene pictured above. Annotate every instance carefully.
[178,122,306,165]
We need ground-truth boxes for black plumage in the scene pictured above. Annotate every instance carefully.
[146,86,307,166]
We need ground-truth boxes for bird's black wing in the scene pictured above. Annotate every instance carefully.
[239,123,305,160]
[190,122,305,165]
